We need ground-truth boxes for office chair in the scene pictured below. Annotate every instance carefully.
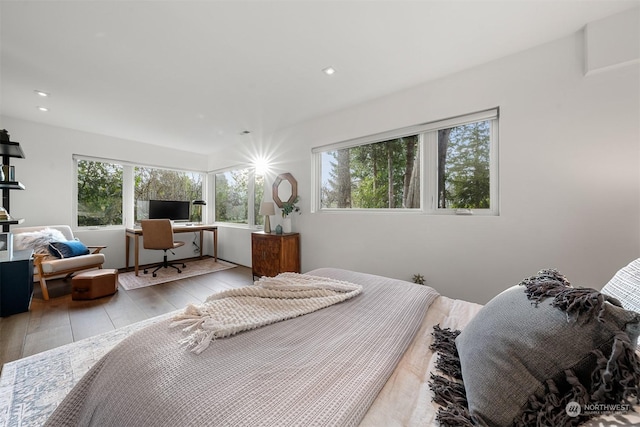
[140,219,186,277]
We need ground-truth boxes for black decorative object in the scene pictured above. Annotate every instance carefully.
[0,130,26,232]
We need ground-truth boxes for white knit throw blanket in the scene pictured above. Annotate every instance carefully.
[170,272,363,354]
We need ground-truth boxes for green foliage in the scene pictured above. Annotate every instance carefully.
[134,167,203,222]
[321,120,490,211]
[215,169,264,224]
[281,196,300,218]
[77,161,204,226]
[254,174,265,225]
[440,121,490,209]
[322,136,420,209]
[77,160,123,226]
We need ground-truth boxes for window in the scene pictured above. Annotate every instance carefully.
[320,136,420,209]
[134,167,203,222]
[313,108,499,215]
[437,120,492,210]
[77,159,123,226]
[215,167,264,226]
[75,156,205,227]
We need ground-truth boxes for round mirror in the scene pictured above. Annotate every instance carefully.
[272,173,298,208]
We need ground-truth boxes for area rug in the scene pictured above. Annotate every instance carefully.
[119,257,236,290]
[0,310,178,427]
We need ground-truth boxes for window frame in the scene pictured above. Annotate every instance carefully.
[311,108,499,216]
[212,164,263,228]
[133,165,205,224]
[73,155,207,229]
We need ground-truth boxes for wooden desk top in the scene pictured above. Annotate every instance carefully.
[126,224,217,235]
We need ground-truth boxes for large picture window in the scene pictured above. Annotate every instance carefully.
[215,167,264,226]
[77,159,123,226]
[75,156,205,227]
[134,167,203,222]
[313,108,499,215]
[320,136,420,209]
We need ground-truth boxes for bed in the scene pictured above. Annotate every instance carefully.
[43,266,640,426]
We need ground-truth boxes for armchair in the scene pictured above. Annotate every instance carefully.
[12,225,106,300]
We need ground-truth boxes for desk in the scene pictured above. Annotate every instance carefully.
[125,224,217,276]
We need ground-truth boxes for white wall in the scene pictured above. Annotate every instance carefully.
[2,13,638,304]
[585,8,640,75]
[0,118,210,270]
[210,25,640,304]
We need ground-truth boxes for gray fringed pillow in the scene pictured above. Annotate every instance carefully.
[431,269,640,427]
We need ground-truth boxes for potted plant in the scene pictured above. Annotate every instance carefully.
[281,196,300,233]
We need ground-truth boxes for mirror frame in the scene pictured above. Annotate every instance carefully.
[272,173,298,208]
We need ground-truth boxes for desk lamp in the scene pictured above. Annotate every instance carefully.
[259,202,275,233]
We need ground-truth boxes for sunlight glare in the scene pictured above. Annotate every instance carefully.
[253,156,271,175]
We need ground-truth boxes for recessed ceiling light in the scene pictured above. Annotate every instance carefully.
[34,90,49,97]
[37,106,49,112]
[241,130,251,135]
[322,67,336,76]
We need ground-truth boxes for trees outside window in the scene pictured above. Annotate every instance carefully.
[321,136,420,209]
[315,109,498,215]
[215,168,264,225]
[76,157,205,227]
[77,160,123,226]
[438,120,491,209]
[134,167,203,222]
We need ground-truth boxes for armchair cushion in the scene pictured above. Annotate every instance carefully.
[38,253,105,274]
[49,240,91,258]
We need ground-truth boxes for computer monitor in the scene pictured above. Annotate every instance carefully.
[148,200,190,222]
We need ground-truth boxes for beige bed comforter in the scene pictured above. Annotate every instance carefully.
[44,268,439,427]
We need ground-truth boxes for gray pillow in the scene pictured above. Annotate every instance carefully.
[455,269,640,426]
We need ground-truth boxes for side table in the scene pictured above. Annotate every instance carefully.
[251,231,300,279]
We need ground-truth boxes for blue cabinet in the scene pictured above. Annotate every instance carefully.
[0,249,34,317]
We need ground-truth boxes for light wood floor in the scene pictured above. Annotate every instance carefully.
[0,263,253,372]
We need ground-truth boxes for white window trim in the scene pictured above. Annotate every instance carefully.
[73,154,206,229]
[73,156,126,230]
[212,164,262,228]
[311,108,499,216]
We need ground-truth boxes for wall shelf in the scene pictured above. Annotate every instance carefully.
[0,130,26,233]
[0,219,24,226]
[0,182,25,191]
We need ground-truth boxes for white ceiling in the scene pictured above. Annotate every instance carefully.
[1,0,638,154]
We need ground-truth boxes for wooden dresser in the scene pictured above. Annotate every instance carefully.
[251,231,300,278]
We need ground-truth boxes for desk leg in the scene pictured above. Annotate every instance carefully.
[214,228,218,262]
[134,234,140,276]
[199,230,204,259]
[125,234,130,271]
